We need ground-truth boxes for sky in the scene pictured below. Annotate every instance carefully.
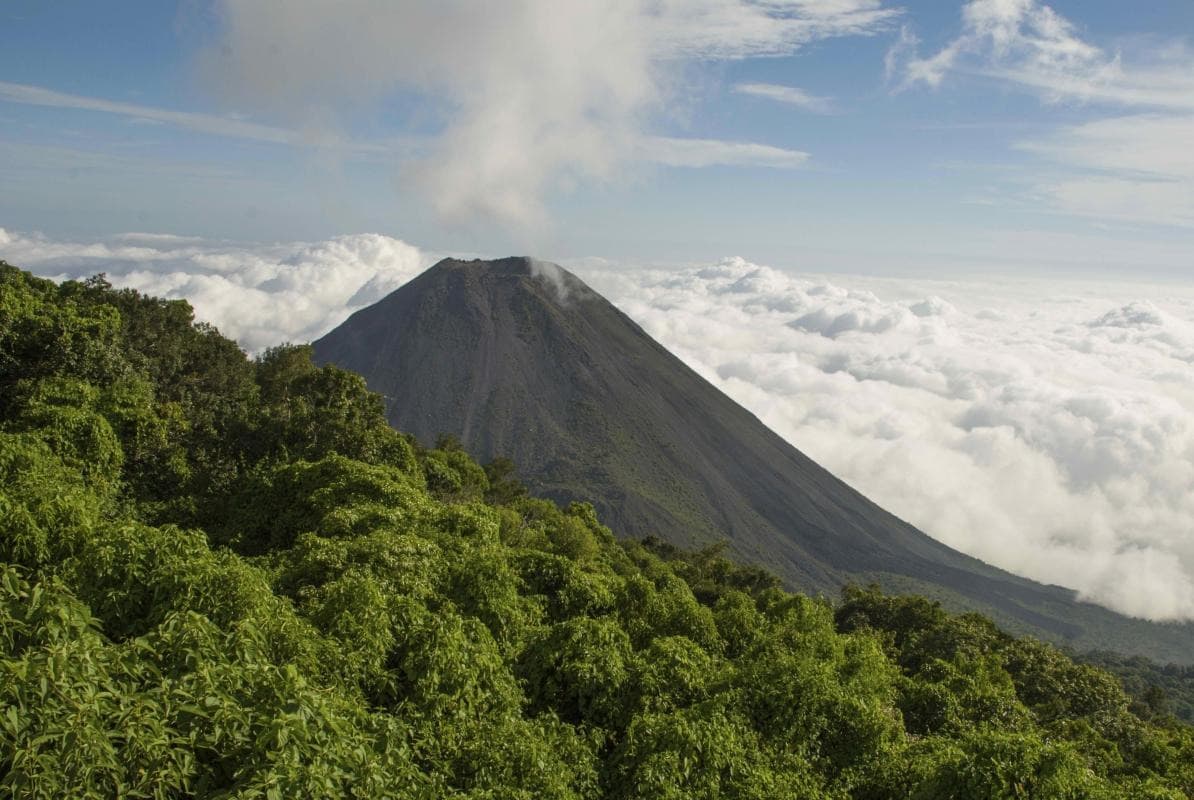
[2,0,1193,273]
[3,1,1194,622]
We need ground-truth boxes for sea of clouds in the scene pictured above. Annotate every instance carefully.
[5,227,1194,623]
[0,228,433,353]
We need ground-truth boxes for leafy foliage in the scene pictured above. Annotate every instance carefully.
[1,260,1192,798]
[1081,650,1194,725]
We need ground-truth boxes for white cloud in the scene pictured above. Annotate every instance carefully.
[200,0,897,229]
[649,0,898,58]
[580,256,1194,622]
[892,0,1107,97]
[8,228,1194,622]
[0,80,349,150]
[1019,113,1194,227]
[733,82,836,113]
[1,4,895,232]
[889,0,1194,228]
[640,136,810,169]
[1023,114,1194,177]
[0,228,433,353]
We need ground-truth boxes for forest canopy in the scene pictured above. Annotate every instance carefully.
[1,260,1192,798]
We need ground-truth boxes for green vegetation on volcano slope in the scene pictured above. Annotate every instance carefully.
[1079,651,1194,726]
[1,260,1193,798]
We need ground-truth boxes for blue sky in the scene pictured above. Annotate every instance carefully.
[2,0,1193,276]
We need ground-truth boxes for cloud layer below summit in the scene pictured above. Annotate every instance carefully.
[584,258,1194,622]
[7,226,1194,622]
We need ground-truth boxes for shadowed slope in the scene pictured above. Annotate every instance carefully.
[314,257,1194,662]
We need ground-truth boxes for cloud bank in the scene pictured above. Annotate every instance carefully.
[0,228,433,353]
[200,0,896,229]
[583,258,1194,622]
[6,228,1194,622]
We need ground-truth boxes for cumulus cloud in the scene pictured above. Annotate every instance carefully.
[7,228,1194,621]
[200,0,895,229]
[889,0,1194,227]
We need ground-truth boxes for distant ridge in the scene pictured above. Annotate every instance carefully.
[314,256,1194,662]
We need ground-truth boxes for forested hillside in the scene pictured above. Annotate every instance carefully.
[1,260,1193,798]
[1080,651,1194,726]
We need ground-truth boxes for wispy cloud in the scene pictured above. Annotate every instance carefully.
[733,82,836,114]
[887,0,1194,228]
[889,0,1106,96]
[1018,113,1194,227]
[0,80,302,146]
[640,136,809,169]
[651,0,899,59]
[0,78,820,206]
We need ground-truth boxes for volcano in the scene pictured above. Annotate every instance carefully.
[314,256,1194,662]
